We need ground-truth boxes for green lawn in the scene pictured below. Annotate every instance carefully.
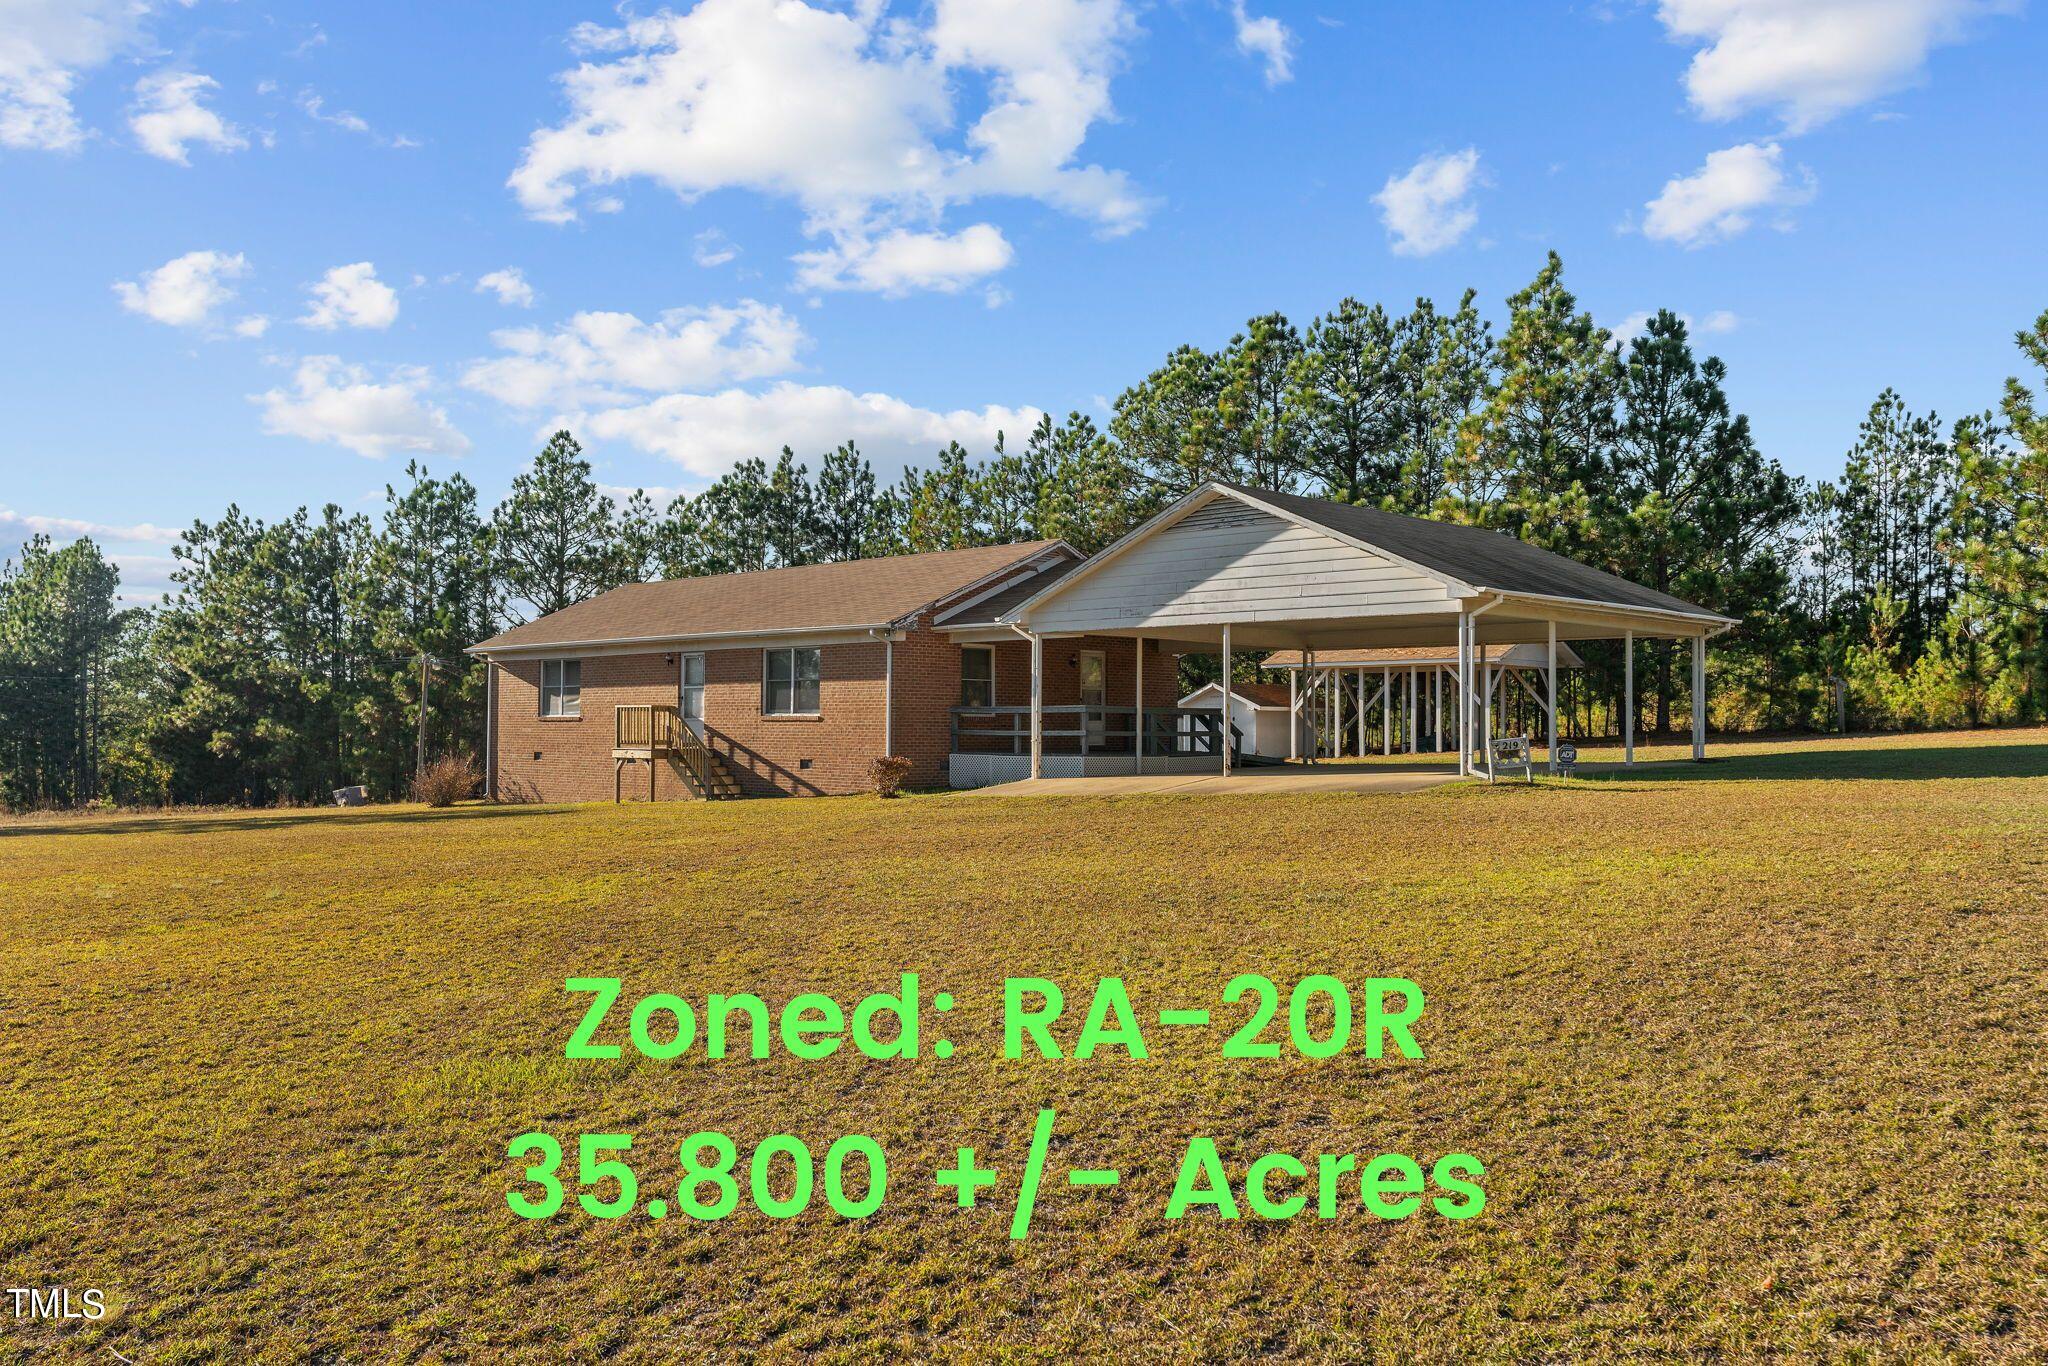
[3,729,2045,1361]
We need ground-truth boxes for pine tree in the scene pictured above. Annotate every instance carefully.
[491,431,618,616]
[815,442,880,562]
[1455,253,1618,556]
[1217,312,1303,491]
[1288,298,1401,503]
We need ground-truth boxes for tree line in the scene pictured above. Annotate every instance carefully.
[3,255,2042,807]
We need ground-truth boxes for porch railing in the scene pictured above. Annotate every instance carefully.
[949,705,1237,758]
[615,703,680,753]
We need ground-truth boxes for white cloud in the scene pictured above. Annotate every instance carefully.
[296,88,419,148]
[1371,148,1485,257]
[1654,0,2012,133]
[462,300,808,411]
[792,223,1014,295]
[692,228,739,268]
[576,381,1041,478]
[0,506,182,544]
[128,70,246,164]
[1642,141,1815,247]
[510,0,1146,291]
[0,0,149,151]
[113,250,250,329]
[253,356,470,459]
[107,551,179,603]
[233,314,270,338]
[1608,308,1740,347]
[475,267,535,308]
[297,89,369,134]
[1229,1,1294,85]
[300,262,400,330]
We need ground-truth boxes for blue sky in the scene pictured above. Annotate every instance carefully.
[2,0,2042,602]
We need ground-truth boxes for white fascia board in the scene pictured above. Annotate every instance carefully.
[932,545,1083,626]
[909,541,1082,628]
[1485,590,1739,632]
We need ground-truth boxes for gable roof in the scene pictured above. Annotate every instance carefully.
[1263,642,1586,670]
[1179,680,1293,709]
[472,540,1065,654]
[1220,484,1722,619]
[938,553,1087,627]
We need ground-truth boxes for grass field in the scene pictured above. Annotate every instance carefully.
[3,729,2046,1361]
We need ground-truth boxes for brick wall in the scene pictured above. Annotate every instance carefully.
[700,641,886,797]
[490,629,1187,802]
[492,643,890,801]
[492,653,701,804]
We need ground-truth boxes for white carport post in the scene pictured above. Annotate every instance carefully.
[1356,669,1367,756]
[1220,624,1234,775]
[1028,631,1044,779]
[1287,667,1298,761]
[1691,634,1707,761]
[1481,645,1495,781]
[1382,665,1393,755]
[1545,619,1559,775]
[1434,666,1444,753]
[1406,667,1418,754]
[1133,635,1144,776]
[1456,612,1472,776]
[1623,629,1635,767]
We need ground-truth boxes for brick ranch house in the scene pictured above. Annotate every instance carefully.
[470,538,1185,800]
[470,481,1735,799]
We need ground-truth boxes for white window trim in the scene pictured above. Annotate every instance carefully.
[761,646,823,717]
[540,657,582,719]
[960,644,997,708]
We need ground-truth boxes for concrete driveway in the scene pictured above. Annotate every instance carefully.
[957,765,1466,797]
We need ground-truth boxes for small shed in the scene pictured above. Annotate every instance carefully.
[1176,681,1295,758]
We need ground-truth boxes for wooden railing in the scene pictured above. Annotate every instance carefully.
[949,705,1236,758]
[615,703,680,753]
[672,720,716,794]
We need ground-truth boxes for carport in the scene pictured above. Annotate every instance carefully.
[964,482,1737,784]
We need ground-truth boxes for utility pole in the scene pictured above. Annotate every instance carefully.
[417,654,431,778]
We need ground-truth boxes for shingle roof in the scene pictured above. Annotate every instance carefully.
[1179,679,1286,712]
[473,540,1062,653]
[942,554,1085,625]
[1263,642,1586,669]
[1224,484,1725,620]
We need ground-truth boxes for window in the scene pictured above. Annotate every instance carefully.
[540,659,581,717]
[960,646,995,707]
[763,647,821,715]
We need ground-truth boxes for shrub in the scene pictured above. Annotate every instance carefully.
[410,753,480,807]
[867,755,914,798]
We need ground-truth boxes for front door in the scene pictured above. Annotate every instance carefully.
[680,652,705,737]
[1079,650,1106,752]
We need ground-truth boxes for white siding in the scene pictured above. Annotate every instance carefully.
[1025,496,1455,633]
[1174,685,1289,758]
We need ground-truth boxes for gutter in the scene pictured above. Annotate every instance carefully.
[1480,587,1740,630]
[467,619,893,658]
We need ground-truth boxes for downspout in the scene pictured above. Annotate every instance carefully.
[869,627,906,756]
[484,657,496,801]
